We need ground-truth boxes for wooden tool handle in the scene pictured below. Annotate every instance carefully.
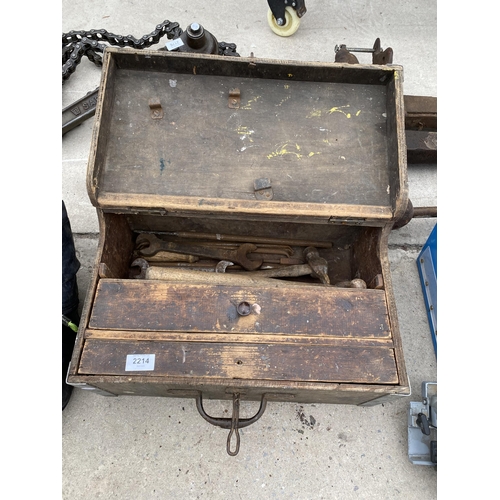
[145,267,323,288]
[246,264,312,278]
[145,251,199,263]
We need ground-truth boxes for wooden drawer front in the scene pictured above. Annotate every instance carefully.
[79,339,398,384]
[89,279,391,339]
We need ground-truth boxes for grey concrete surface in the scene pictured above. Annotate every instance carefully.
[62,1,437,498]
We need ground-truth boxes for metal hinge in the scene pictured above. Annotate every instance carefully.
[328,216,367,226]
[103,207,168,216]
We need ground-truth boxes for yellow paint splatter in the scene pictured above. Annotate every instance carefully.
[276,95,291,107]
[237,126,254,135]
[284,84,290,89]
[241,95,262,110]
[329,105,351,118]
[288,73,293,78]
[267,142,321,160]
[308,105,359,119]
[308,109,322,118]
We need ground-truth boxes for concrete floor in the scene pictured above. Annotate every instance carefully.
[62,1,437,498]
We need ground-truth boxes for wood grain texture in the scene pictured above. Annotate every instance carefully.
[89,50,405,222]
[89,279,391,338]
[65,374,401,404]
[70,50,411,401]
[84,329,394,347]
[79,339,398,384]
[102,71,390,204]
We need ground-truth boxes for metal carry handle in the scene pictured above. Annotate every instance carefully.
[195,393,267,456]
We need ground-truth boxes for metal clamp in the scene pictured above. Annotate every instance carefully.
[195,393,267,456]
[334,38,393,65]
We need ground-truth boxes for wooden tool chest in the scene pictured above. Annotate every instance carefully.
[68,48,410,453]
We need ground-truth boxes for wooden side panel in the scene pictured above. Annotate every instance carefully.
[67,375,400,405]
[89,280,391,338]
[79,339,398,384]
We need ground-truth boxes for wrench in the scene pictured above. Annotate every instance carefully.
[131,258,234,278]
[136,234,262,271]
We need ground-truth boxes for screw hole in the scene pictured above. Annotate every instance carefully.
[236,360,243,365]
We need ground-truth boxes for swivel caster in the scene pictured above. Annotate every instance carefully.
[267,0,306,37]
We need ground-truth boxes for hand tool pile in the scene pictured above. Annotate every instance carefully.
[128,232,367,289]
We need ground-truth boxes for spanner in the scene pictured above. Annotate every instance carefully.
[136,234,262,271]
[131,258,234,278]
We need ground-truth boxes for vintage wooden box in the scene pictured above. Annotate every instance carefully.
[68,48,410,454]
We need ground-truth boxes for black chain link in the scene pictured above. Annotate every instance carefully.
[62,21,239,83]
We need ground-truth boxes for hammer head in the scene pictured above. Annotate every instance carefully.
[303,247,330,285]
[131,258,149,279]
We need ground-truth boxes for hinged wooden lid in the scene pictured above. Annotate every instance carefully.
[87,49,407,223]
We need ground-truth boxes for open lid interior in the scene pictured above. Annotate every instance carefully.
[88,50,407,222]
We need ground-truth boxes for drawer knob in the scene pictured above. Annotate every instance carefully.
[236,301,251,316]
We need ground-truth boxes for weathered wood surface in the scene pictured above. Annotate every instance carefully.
[89,279,391,338]
[87,50,406,222]
[66,375,400,405]
[79,339,398,384]
[84,329,394,347]
[101,192,393,221]
[71,51,411,401]
[102,71,390,205]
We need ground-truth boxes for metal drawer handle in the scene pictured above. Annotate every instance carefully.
[195,392,267,456]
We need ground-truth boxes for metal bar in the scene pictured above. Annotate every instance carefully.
[413,207,437,218]
[62,88,99,135]
[404,95,437,131]
[406,130,437,164]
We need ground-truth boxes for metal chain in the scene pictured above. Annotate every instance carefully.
[217,41,239,57]
[62,21,239,83]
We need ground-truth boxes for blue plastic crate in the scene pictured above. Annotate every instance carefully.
[416,224,437,355]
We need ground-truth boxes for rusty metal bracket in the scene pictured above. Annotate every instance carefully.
[148,98,164,119]
[254,178,273,200]
[228,88,241,108]
[195,393,268,456]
